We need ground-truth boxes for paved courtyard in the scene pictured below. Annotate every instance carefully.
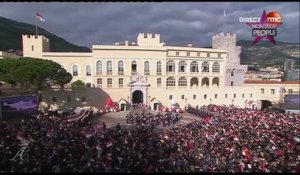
[91,109,202,133]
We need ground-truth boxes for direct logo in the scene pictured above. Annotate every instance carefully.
[239,10,283,45]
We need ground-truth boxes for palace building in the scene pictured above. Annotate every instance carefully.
[21,33,299,111]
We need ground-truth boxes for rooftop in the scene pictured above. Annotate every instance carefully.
[244,80,300,84]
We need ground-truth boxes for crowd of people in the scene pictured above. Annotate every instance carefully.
[131,103,147,110]
[125,111,182,129]
[0,104,299,172]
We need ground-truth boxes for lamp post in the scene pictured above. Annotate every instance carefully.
[148,95,151,109]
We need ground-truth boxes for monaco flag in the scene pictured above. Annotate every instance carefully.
[36,12,45,22]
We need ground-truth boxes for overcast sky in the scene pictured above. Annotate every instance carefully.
[0,2,299,48]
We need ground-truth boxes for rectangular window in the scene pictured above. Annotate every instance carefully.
[231,71,234,77]
[207,53,210,57]
[261,88,265,94]
[242,94,245,98]
[107,78,112,88]
[215,94,218,99]
[169,95,173,100]
[233,94,236,98]
[119,78,123,88]
[67,97,71,102]
[97,78,102,85]
[204,94,207,99]
[271,89,275,94]
[32,45,34,51]
[181,95,184,99]
[231,81,234,86]
[81,97,86,102]
[52,97,57,103]
[176,51,179,56]
[193,95,196,99]
[197,52,200,57]
[218,53,221,57]
[225,94,228,98]
[157,78,161,87]
[288,89,293,94]
[187,52,190,56]
[250,93,253,98]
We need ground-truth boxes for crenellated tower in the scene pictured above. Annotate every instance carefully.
[212,33,247,86]
[22,34,50,58]
[137,33,164,47]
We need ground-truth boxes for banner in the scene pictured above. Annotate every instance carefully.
[1,95,39,120]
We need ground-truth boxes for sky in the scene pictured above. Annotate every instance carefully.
[0,2,299,48]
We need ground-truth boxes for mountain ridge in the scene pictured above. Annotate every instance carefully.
[0,16,91,52]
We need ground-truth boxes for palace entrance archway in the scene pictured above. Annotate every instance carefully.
[132,90,143,104]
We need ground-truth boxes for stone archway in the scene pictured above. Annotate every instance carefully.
[260,100,272,110]
[132,90,143,104]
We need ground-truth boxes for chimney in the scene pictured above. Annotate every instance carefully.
[125,41,128,46]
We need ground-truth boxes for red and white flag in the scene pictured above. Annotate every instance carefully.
[242,147,251,161]
[36,12,45,22]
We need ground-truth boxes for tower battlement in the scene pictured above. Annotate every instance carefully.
[22,34,49,42]
[137,33,163,47]
[22,34,50,58]
[212,32,236,40]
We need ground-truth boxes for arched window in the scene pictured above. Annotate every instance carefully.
[72,65,78,76]
[131,61,137,75]
[178,61,186,72]
[107,61,112,75]
[190,61,198,72]
[201,62,209,72]
[96,60,102,75]
[166,60,175,73]
[190,77,199,87]
[212,77,219,86]
[118,61,124,75]
[144,61,150,75]
[201,77,209,87]
[212,62,220,73]
[156,61,162,75]
[86,65,91,76]
[166,77,175,87]
[178,77,187,86]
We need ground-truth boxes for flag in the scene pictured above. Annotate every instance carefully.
[242,147,251,161]
[36,12,45,22]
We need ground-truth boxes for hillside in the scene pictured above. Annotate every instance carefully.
[0,16,91,53]
[237,40,300,69]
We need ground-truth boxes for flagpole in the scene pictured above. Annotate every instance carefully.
[35,12,38,37]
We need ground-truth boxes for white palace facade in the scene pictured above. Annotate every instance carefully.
[22,33,300,110]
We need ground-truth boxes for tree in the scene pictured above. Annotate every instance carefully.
[0,57,72,90]
[52,68,72,89]
[71,80,86,89]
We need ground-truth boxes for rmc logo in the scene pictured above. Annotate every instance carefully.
[239,10,283,45]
